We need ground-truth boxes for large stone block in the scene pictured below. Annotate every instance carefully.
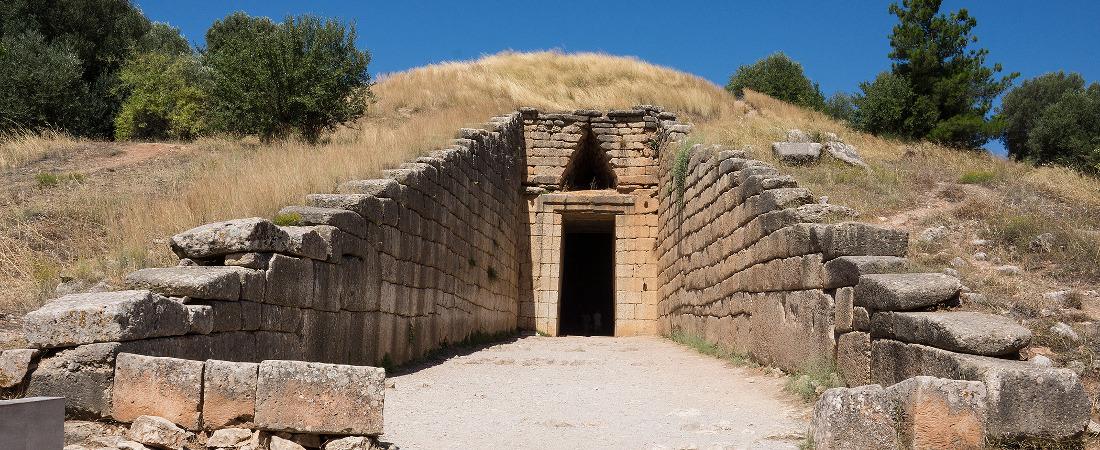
[0,397,64,450]
[813,222,909,261]
[255,360,385,435]
[837,332,870,387]
[823,256,907,288]
[265,255,314,307]
[25,343,120,419]
[771,142,821,165]
[854,273,960,311]
[812,385,900,449]
[111,353,204,430]
[888,376,987,450]
[23,290,190,348]
[0,348,37,389]
[124,266,242,300]
[170,217,290,259]
[871,311,1031,356]
[282,226,332,260]
[127,415,194,449]
[278,205,367,238]
[203,360,258,429]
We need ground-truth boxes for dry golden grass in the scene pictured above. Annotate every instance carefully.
[1,50,1099,316]
[0,128,84,169]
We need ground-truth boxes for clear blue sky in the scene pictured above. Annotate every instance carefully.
[136,1,1100,155]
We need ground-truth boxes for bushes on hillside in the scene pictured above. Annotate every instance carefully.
[114,52,209,141]
[726,52,825,110]
[204,13,371,143]
[0,31,89,133]
[997,72,1100,175]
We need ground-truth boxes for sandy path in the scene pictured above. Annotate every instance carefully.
[384,336,810,450]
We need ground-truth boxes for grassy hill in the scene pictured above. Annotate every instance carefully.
[2,52,1099,372]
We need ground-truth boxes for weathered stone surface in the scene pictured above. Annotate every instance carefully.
[870,340,1089,440]
[203,360,258,429]
[852,306,870,331]
[255,360,385,435]
[813,222,909,261]
[185,305,214,335]
[25,343,119,418]
[223,252,273,270]
[888,376,987,450]
[127,415,193,449]
[786,129,812,143]
[323,436,374,450]
[837,332,870,387]
[834,287,854,333]
[772,142,821,164]
[812,384,900,449]
[0,348,37,388]
[854,273,961,311]
[282,226,331,260]
[265,255,314,308]
[269,435,306,450]
[170,218,290,259]
[206,427,253,447]
[279,206,367,238]
[124,267,242,300]
[871,311,1031,356]
[822,141,867,167]
[23,290,189,348]
[112,353,203,430]
[823,256,907,288]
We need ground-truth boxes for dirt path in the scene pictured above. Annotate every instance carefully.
[384,336,810,450]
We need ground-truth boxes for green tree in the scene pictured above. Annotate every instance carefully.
[878,0,1017,148]
[823,92,856,122]
[0,30,89,132]
[997,72,1086,160]
[204,13,371,143]
[114,51,208,141]
[997,73,1100,176]
[726,52,825,110]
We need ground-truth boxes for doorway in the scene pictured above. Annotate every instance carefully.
[558,216,615,336]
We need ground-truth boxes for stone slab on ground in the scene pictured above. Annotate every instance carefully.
[854,273,961,311]
[385,336,809,449]
[0,397,64,450]
[111,353,204,430]
[255,360,385,435]
[23,290,190,349]
[772,142,821,164]
[127,415,193,449]
[871,311,1031,356]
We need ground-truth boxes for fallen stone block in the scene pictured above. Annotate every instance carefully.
[854,273,960,311]
[170,217,290,260]
[822,141,867,167]
[127,415,193,450]
[888,376,987,450]
[812,384,900,449]
[823,256,907,288]
[871,311,1031,356]
[0,397,64,450]
[23,290,190,348]
[812,222,909,261]
[324,436,375,450]
[269,434,307,450]
[111,353,203,430]
[772,142,821,164]
[0,348,37,389]
[203,360,258,429]
[206,427,254,448]
[255,360,385,435]
[124,266,243,300]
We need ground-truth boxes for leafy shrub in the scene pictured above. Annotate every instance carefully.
[0,31,89,134]
[999,74,1100,176]
[114,51,208,141]
[958,170,997,184]
[824,92,856,122]
[204,13,372,143]
[726,52,825,110]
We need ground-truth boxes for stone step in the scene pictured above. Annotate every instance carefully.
[124,266,243,301]
[854,273,961,311]
[870,311,1031,356]
[823,255,908,288]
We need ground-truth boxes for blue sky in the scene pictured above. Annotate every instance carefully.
[136,1,1100,154]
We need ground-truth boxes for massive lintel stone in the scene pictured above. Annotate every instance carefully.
[112,353,204,430]
[823,256,908,288]
[23,290,190,348]
[812,222,909,261]
[871,339,1089,440]
[772,142,821,165]
[871,311,1031,356]
[124,266,243,300]
[255,360,385,435]
[854,273,960,311]
[170,218,290,260]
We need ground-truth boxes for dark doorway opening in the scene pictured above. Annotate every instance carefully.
[560,130,616,191]
[559,216,615,336]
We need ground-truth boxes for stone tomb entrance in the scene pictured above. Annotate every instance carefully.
[558,215,615,336]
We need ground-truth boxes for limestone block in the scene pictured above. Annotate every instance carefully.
[207,428,254,448]
[854,273,961,311]
[852,306,870,331]
[265,255,314,307]
[812,385,900,449]
[834,287,854,333]
[23,290,189,348]
[255,360,385,435]
[170,218,290,259]
[184,304,213,335]
[771,142,821,164]
[871,311,1031,356]
[823,256,908,288]
[124,266,242,300]
[836,332,871,387]
[0,348,37,389]
[25,343,120,418]
[279,205,368,238]
[339,178,402,198]
[888,376,987,450]
[324,436,374,450]
[282,226,331,260]
[813,222,909,261]
[260,304,302,333]
[203,360,258,429]
[190,300,242,333]
[127,415,193,449]
[224,252,273,270]
[111,353,203,429]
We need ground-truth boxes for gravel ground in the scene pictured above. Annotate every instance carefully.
[384,336,810,450]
